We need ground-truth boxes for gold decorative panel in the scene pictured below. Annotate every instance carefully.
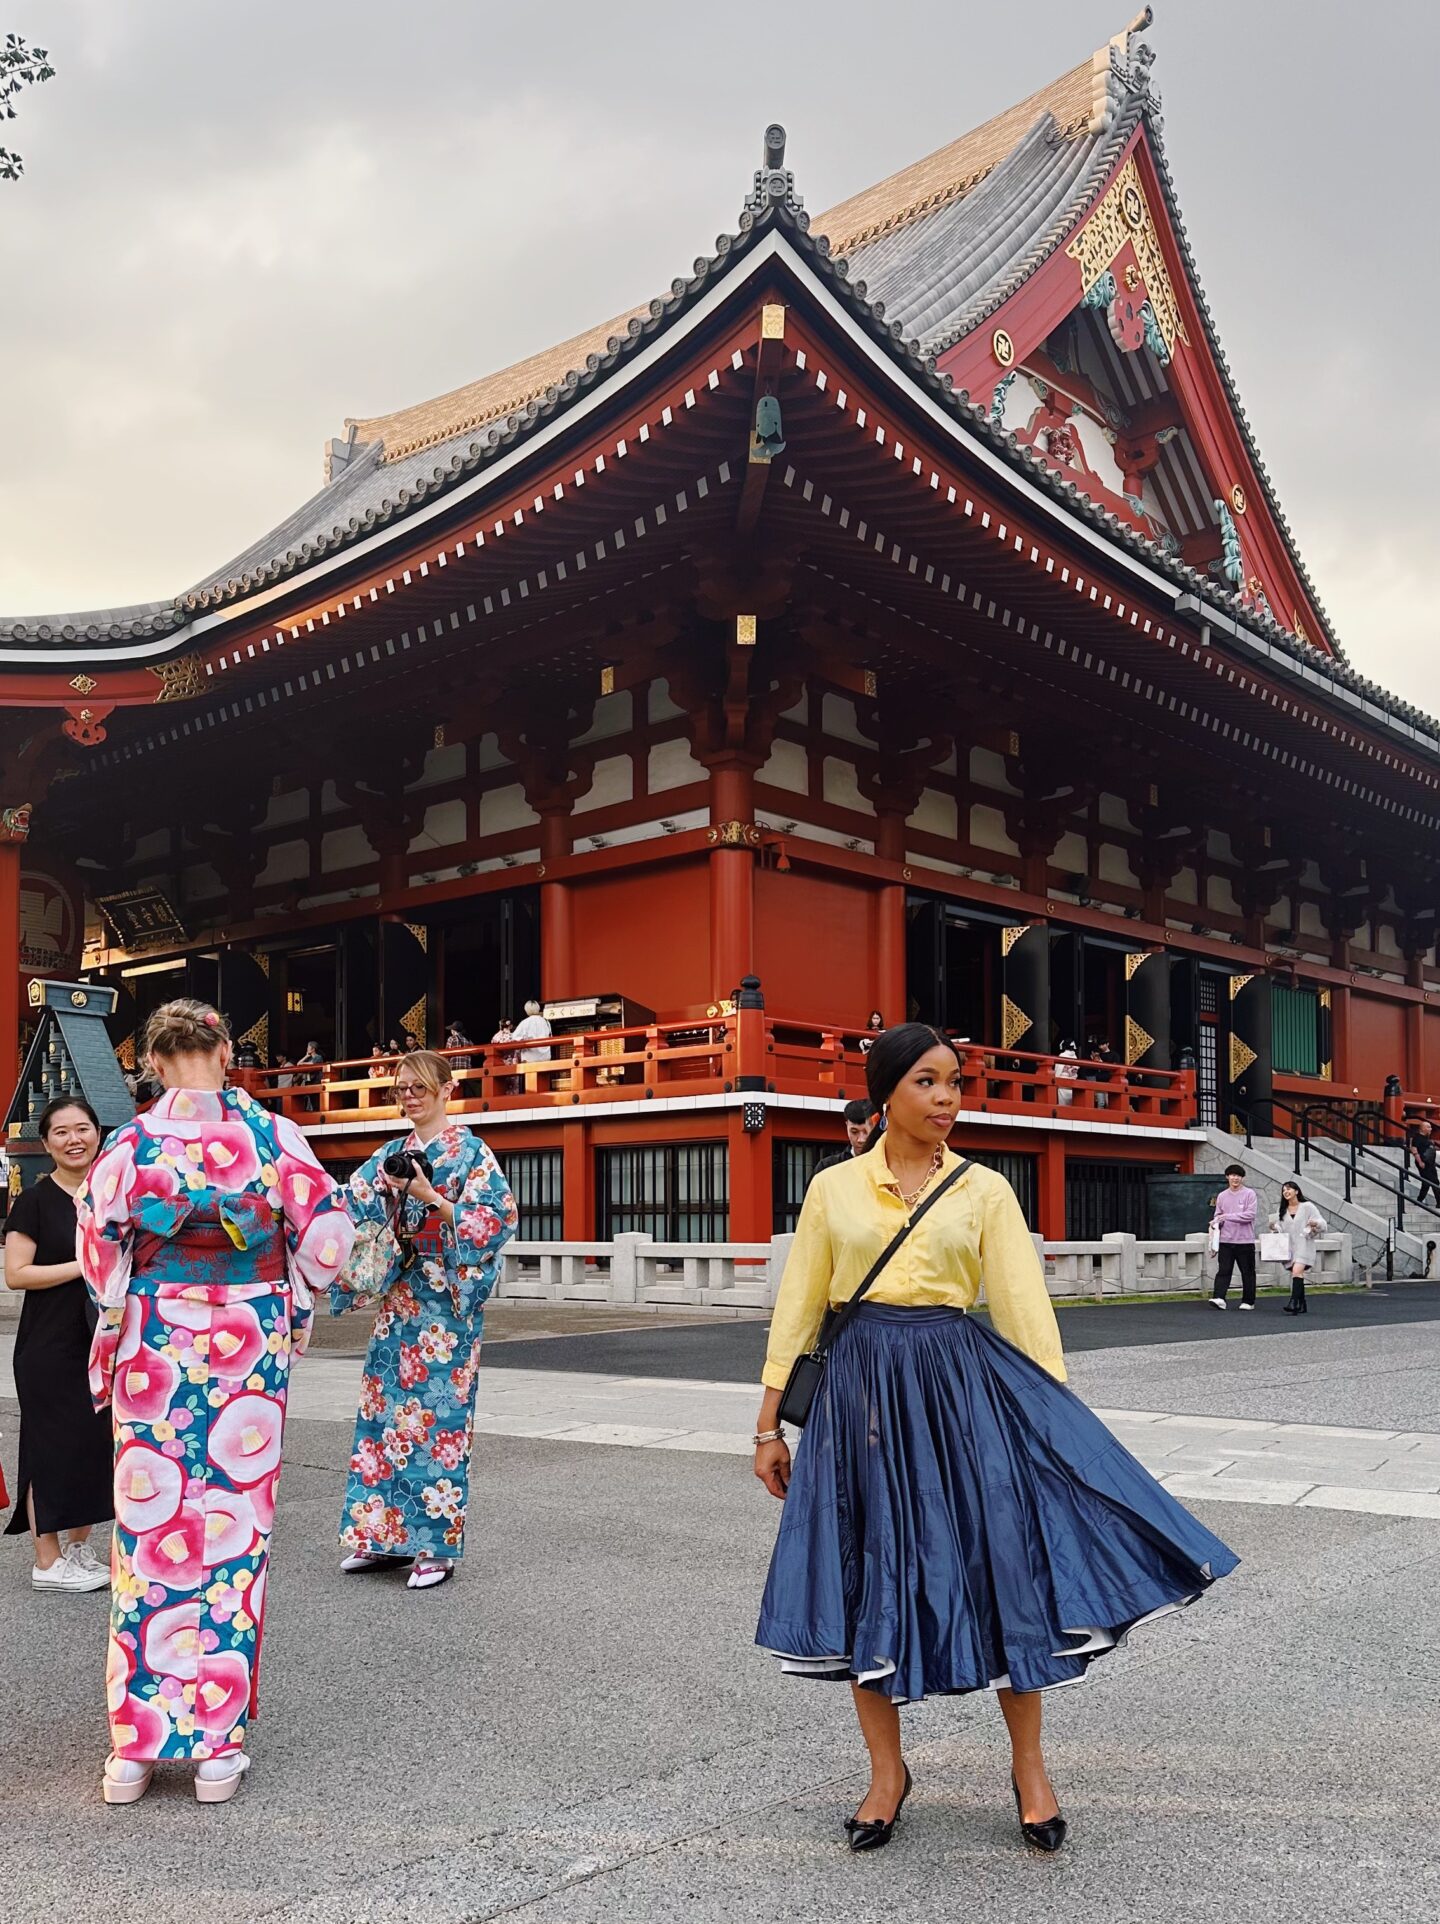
[1229,1035,1257,1080]
[1124,1016,1154,1065]
[238,1014,269,1062]
[1228,973,1254,1001]
[1065,154,1190,360]
[405,922,429,953]
[1124,950,1148,981]
[400,995,427,1046]
[148,654,206,703]
[1001,995,1032,1048]
[1000,923,1029,957]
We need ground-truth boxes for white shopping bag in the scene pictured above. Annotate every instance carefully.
[1259,1231,1290,1264]
[1207,1223,1220,1255]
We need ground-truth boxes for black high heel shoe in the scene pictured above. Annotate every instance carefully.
[844,1764,912,1853]
[1011,1773,1067,1853]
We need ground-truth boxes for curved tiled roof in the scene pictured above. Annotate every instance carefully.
[843,108,1139,356]
[342,305,651,468]
[0,7,1402,747]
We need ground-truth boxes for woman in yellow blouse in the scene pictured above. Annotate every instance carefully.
[754,1025,1237,1856]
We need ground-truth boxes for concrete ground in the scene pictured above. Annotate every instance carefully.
[5,1298,1440,1924]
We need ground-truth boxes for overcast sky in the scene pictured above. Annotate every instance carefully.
[2,1,1433,708]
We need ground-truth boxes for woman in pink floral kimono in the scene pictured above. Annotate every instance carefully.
[78,999,353,1806]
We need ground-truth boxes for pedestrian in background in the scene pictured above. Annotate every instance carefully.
[859,1011,885,1055]
[1412,1122,1439,1209]
[810,1099,877,1181]
[1089,1038,1115,1109]
[3,1097,113,1592]
[1210,1163,1259,1309]
[445,1020,473,1071]
[296,1038,325,1112]
[1055,1040,1079,1107]
[1269,1181,1325,1316]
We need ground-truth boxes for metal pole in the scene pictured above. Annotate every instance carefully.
[1387,1218,1395,1282]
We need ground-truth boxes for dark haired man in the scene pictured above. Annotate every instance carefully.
[1209,1162,1258,1310]
[811,1099,879,1182]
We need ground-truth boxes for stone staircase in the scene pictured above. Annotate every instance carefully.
[1196,1129,1438,1275]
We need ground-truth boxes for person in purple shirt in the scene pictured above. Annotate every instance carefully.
[1210,1163,1259,1309]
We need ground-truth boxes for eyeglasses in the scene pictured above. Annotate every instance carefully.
[393,1082,428,1097]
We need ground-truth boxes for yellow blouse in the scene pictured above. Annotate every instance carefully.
[762,1145,1066,1390]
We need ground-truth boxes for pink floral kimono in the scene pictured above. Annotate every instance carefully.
[78,1087,354,1764]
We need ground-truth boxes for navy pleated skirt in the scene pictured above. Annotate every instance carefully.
[756,1305,1238,1702]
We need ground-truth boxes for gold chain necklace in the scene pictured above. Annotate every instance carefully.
[893,1144,944,1209]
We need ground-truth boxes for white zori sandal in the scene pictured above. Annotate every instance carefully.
[102,1756,155,1805]
[406,1558,454,1590]
[195,1753,252,1803]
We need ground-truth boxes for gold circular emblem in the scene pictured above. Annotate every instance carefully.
[1121,182,1145,230]
[1230,483,1247,515]
[70,990,88,1007]
[991,328,1015,368]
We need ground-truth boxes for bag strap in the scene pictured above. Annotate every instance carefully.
[810,1156,970,1361]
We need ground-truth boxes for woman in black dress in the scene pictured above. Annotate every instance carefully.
[3,1096,113,1592]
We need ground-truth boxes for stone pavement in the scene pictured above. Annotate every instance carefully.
[6,1306,1440,1924]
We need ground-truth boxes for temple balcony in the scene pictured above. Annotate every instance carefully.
[231,1013,1198,1138]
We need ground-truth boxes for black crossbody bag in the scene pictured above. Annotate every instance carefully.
[777,1159,969,1429]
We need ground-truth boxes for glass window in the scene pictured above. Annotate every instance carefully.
[493,1148,563,1241]
[597,1143,728,1242]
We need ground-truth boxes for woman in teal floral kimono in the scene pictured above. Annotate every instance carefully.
[331,1049,517,1590]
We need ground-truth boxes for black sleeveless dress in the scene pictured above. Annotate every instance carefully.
[3,1175,114,1537]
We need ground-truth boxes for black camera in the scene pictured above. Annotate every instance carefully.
[382,1148,433,1184]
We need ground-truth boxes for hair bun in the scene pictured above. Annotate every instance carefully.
[142,997,232,1062]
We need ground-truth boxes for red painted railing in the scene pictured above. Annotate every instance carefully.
[231,1017,1196,1131]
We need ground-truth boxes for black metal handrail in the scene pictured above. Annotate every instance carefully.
[1237,1094,1440,1238]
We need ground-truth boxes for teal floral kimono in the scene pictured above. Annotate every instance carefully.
[331,1123,516,1560]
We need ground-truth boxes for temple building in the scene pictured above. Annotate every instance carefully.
[4,11,1437,1242]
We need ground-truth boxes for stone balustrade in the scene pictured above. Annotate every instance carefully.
[493,1230,1355,1313]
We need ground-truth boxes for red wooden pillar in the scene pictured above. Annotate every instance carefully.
[708,758,756,1001]
[873,804,908,1025]
[1407,958,1428,1096]
[562,1120,591,1240]
[1039,1136,1067,1240]
[1329,983,1352,1093]
[539,808,574,1000]
[727,1109,772,1243]
[0,833,24,1089]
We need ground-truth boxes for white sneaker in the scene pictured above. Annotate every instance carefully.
[70,1539,109,1577]
[1208,1297,1226,1310]
[1237,1302,1255,1311]
[33,1548,109,1592]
